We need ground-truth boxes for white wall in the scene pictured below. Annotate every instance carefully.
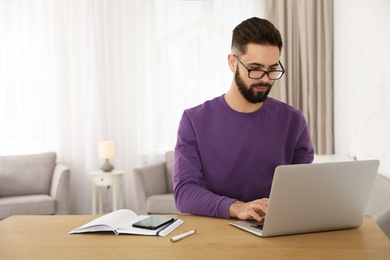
[334,0,390,178]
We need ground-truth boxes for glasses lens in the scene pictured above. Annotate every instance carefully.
[249,70,266,79]
[268,71,283,80]
[249,70,283,80]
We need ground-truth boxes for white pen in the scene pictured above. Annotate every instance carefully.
[170,229,196,242]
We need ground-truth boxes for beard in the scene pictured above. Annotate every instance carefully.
[235,68,273,104]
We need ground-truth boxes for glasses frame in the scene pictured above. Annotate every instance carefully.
[234,55,285,80]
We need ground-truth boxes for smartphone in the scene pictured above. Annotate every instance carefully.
[132,216,175,230]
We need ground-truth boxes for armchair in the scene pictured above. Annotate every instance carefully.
[133,151,180,214]
[0,152,70,219]
[366,173,390,238]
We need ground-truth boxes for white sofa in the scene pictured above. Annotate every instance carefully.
[0,152,70,219]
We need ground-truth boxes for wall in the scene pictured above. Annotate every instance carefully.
[334,0,390,178]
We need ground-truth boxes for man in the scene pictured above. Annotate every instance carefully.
[173,17,314,222]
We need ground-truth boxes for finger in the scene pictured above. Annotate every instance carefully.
[254,199,268,207]
[253,201,268,213]
[259,198,269,208]
[252,204,267,217]
[247,208,264,222]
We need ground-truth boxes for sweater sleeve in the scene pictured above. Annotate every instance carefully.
[173,111,236,219]
[291,113,315,164]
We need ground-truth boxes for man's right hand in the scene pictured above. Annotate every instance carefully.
[228,199,269,222]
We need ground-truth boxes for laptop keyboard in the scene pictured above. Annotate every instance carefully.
[250,224,264,230]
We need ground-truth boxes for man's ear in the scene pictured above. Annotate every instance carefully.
[228,54,237,72]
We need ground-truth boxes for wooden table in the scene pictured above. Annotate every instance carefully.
[0,215,389,259]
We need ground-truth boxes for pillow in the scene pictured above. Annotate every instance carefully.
[0,152,56,197]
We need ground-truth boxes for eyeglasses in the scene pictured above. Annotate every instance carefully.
[234,55,285,80]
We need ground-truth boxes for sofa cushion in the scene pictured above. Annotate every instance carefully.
[0,194,56,219]
[0,152,56,197]
[166,151,174,193]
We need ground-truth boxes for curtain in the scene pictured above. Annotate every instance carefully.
[264,0,334,155]
[0,0,140,214]
[0,0,266,214]
[136,0,266,159]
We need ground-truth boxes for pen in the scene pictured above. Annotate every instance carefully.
[170,229,196,242]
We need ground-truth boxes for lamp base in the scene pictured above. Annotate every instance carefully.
[101,159,114,172]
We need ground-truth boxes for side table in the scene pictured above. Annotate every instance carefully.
[90,169,125,215]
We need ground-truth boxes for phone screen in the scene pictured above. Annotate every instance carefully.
[132,216,175,230]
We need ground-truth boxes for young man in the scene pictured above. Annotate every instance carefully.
[173,17,314,222]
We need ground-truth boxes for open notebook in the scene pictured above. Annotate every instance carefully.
[230,160,380,237]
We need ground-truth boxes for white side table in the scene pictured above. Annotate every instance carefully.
[90,169,124,215]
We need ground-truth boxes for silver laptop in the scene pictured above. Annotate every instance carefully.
[229,160,380,237]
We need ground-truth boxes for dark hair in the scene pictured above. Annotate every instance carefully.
[231,17,283,55]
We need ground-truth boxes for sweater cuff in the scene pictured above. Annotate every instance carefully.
[218,197,237,219]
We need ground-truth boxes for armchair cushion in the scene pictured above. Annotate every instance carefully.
[146,194,179,214]
[166,151,174,193]
[0,195,55,217]
[0,153,56,197]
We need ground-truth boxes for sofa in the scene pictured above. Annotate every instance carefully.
[133,152,390,237]
[0,152,70,219]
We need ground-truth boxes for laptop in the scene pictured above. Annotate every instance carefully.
[229,160,380,237]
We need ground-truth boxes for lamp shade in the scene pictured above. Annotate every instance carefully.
[99,141,115,159]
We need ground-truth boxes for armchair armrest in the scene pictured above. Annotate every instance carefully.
[50,163,70,214]
[133,161,167,214]
[376,209,390,238]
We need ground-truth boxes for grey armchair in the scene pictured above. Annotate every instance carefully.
[366,174,390,238]
[0,152,70,219]
[133,151,180,214]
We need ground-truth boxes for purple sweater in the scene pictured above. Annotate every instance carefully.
[173,95,314,219]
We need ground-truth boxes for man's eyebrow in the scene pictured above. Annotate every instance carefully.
[247,62,279,68]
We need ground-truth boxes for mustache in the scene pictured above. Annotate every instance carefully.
[250,83,272,89]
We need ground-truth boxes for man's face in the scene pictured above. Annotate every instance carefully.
[235,67,273,104]
[234,44,281,104]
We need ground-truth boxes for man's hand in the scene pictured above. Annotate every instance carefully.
[229,199,269,222]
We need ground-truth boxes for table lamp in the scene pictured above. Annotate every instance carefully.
[99,140,115,172]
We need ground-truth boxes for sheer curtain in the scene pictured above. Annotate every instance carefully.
[0,0,266,214]
[264,0,334,155]
[136,0,266,160]
[1,0,139,214]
